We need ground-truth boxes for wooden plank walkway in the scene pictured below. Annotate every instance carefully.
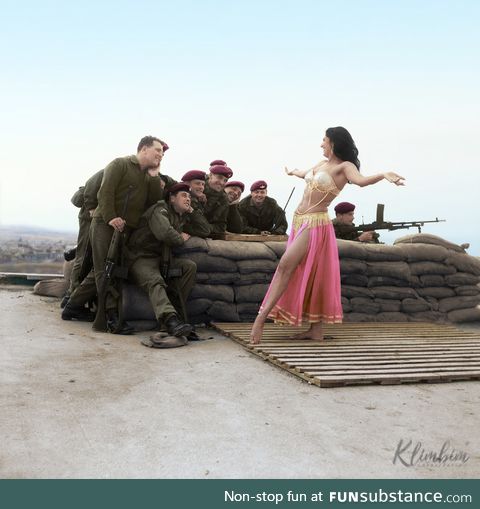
[211,322,480,388]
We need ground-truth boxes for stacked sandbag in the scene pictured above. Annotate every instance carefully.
[338,234,480,323]
[33,260,73,298]
[177,238,286,324]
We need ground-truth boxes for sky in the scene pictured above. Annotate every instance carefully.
[1,0,479,253]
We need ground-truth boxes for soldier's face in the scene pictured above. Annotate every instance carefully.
[225,186,242,203]
[141,141,164,168]
[209,173,228,192]
[337,211,355,225]
[251,189,267,205]
[171,191,191,214]
[189,179,205,198]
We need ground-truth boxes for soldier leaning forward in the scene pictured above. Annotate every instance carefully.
[180,170,212,238]
[125,183,196,344]
[203,164,234,233]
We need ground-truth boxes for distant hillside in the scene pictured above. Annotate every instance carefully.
[0,225,77,241]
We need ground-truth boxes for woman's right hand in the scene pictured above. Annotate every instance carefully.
[384,172,405,186]
[285,166,294,176]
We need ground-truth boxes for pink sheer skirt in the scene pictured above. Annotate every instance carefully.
[260,211,343,326]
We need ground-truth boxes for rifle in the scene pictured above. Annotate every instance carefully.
[271,187,295,233]
[353,203,446,235]
[93,186,133,332]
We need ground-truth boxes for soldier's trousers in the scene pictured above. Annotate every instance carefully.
[129,257,196,323]
[68,215,92,294]
[68,218,115,308]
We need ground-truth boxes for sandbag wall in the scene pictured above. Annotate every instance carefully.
[177,233,480,325]
[176,237,284,324]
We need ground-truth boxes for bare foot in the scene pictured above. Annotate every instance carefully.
[290,324,328,341]
[250,317,265,344]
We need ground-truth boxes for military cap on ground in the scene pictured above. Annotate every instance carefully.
[250,180,267,192]
[334,202,355,214]
[181,170,206,182]
[224,180,245,192]
[210,165,233,179]
[210,159,227,166]
[167,182,191,196]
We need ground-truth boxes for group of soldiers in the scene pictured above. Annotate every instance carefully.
[61,135,288,347]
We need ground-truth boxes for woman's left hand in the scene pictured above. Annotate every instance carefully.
[384,172,405,186]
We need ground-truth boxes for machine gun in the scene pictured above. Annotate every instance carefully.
[354,204,446,236]
[93,186,133,332]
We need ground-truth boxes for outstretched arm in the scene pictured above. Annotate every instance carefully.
[284,167,309,179]
[342,162,405,187]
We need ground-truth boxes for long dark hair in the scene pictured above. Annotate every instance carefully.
[325,126,360,170]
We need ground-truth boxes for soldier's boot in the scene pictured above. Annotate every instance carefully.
[106,310,135,335]
[60,293,70,309]
[164,314,193,338]
[62,303,95,322]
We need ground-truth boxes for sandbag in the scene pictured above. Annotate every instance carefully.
[392,243,449,262]
[186,298,211,315]
[366,261,411,281]
[234,272,273,285]
[371,286,418,300]
[410,262,456,276]
[445,273,480,287]
[424,296,439,311]
[207,301,240,322]
[375,312,409,322]
[341,297,352,313]
[264,241,287,258]
[438,295,480,313]
[237,302,260,315]
[374,298,402,312]
[350,297,381,314]
[195,272,240,285]
[448,307,480,322]
[409,311,447,323]
[33,279,67,298]
[206,240,277,261]
[340,258,367,274]
[445,252,480,276]
[176,237,208,254]
[394,233,466,253]
[190,284,234,303]
[235,284,270,303]
[367,276,410,288]
[417,287,456,299]
[336,240,367,259]
[341,285,374,299]
[341,274,369,287]
[401,297,431,313]
[419,275,446,287]
[455,286,480,296]
[343,313,375,322]
[181,252,237,273]
[364,243,406,262]
[236,259,278,274]
[122,284,155,321]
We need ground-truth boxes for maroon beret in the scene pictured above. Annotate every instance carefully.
[210,159,227,166]
[160,140,169,152]
[250,180,267,192]
[210,165,233,179]
[181,170,206,182]
[334,202,355,214]
[168,182,191,196]
[224,180,245,192]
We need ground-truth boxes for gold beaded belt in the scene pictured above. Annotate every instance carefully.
[292,211,331,231]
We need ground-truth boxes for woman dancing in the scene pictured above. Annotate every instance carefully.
[250,126,405,344]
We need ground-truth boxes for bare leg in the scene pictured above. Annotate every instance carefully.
[250,228,310,344]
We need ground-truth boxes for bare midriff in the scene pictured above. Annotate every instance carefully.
[295,188,337,215]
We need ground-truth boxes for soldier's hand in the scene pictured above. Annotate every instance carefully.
[109,217,126,232]
[89,209,95,218]
[148,166,160,177]
[181,233,191,242]
[358,231,375,242]
[197,193,207,203]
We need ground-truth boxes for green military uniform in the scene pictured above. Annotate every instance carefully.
[332,218,380,243]
[203,180,230,233]
[226,204,243,233]
[68,169,104,294]
[68,155,164,308]
[238,196,288,234]
[126,200,196,324]
[183,195,212,238]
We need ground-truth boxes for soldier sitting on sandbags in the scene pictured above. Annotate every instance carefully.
[180,170,212,238]
[223,180,244,233]
[124,183,197,348]
[238,180,288,235]
[203,160,234,233]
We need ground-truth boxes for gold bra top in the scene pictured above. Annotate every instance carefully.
[304,166,340,196]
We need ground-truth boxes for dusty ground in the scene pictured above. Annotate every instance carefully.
[1,286,479,479]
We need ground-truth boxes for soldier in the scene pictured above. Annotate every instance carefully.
[332,202,378,242]
[180,170,211,238]
[203,163,233,233]
[238,180,288,235]
[125,182,196,347]
[62,135,166,333]
[224,180,244,233]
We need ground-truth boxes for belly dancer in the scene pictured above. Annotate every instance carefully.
[250,126,405,344]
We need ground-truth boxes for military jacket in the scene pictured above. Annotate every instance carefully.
[183,195,212,238]
[126,201,185,264]
[332,219,361,241]
[203,182,229,233]
[226,204,243,233]
[238,196,288,234]
[94,155,163,228]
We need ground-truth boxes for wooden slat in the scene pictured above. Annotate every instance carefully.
[212,322,480,388]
